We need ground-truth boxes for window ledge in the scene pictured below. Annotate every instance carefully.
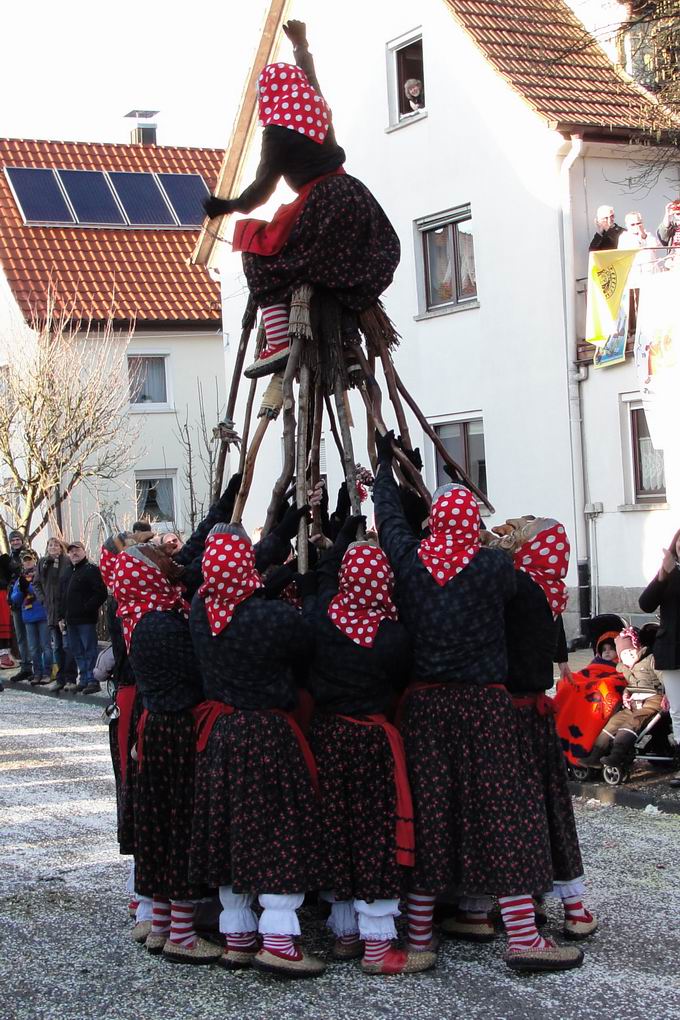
[415,301,480,322]
[129,403,174,414]
[617,502,669,512]
[385,110,428,134]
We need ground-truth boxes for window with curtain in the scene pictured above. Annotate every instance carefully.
[135,475,175,523]
[422,216,477,310]
[434,419,487,496]
[631,407,665,499]
[128,355,168,404]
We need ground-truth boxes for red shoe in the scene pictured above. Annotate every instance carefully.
[361,945,437,975]
[244,343,290,379]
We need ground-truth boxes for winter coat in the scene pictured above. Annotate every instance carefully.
[373,466,516,686]
[65,559,107,625]
[34,554,72,626]
[129,610,203,714]
[10,576,47,624]
[617,650,663,695]
[639,570,680,670]
[190,591,313,712]
[504,569,563,694]
[303,536,412,716]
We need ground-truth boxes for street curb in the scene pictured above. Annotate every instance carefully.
[3,677,110,708]
[569,780,680,816]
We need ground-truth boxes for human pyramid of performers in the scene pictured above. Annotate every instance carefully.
[104,21,596,979]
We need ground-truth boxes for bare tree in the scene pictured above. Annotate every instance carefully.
[173,377,221,530]
[0,302,138,550]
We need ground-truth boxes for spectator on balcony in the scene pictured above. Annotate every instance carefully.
[657,201,680,270]
[588,205,624,252]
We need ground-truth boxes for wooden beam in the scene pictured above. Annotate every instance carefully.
[191,0,291,268]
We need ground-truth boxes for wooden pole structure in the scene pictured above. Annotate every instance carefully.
[296,363,311,572]
[262,337,302,535]
[333,377,363,532]
[231,417,272,524]
[376,340,413,451]
[365,352,378,474]
[323,393,345,464]
[391,366,494,511]
[238,378,258,474]
[309,379,324,536]
[212,313,260,501]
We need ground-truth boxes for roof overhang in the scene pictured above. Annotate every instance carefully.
[191,0,291,269]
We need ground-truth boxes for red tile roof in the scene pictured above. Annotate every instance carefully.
[444,0,678,135]
[0,138,224,326]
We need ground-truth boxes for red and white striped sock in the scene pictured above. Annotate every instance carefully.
[562,895,593,923]
[128,897,139,915]
[338,933,361,947]
[151,898,171,936]
[363,938,391,964]
[169,900,197,949]
[261,933,302,960]
[260,304,290,354]
[407,891,436,949]
[226,931,258,952]
[499,895,552,951]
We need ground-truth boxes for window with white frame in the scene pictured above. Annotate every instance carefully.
[128,354,169,406]
[135,472,177,524]
[630,406,665,500]
[415,206,477,314]
[386,29,426,126]
[433,419,487,496]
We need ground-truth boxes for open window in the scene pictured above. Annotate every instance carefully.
[386,29,426,127]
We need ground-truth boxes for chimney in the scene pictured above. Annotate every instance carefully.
[124,109,160,146]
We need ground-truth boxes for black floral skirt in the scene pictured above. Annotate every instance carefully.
[401,685,554,897]
[133,711,203,901]
[242,174,400,309]
[514,703,584,884]
[108,690,141,856]
[309,714,408,903]
[189,710,323,894]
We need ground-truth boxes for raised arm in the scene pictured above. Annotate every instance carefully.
[372,432,419,574]
[204,132,283,219]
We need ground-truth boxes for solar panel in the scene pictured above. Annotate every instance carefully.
[108,171,176,226]
[157,173,208,226]
[58,170,125,226]
[5,167,74,224]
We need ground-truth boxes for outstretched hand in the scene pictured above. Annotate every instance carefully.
[374,429,395,465]
[204,195,236,220]
[278,504,309,541]
[283,19,307,48]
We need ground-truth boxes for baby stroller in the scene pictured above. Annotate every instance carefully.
[570,709,675,787]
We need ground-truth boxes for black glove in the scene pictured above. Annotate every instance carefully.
[18,575,29,595]
[263,564,295,599]
[204,195,236,219]
[374,429,395,465]
[338,514,365,545]
[217,472,243,514]
[276,504,309,542]
[295,571,318,599]
[401,443,423,471]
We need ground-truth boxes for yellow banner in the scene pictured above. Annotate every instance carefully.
[585,249,637,345]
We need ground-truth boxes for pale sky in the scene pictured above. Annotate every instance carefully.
[1,0,271,149]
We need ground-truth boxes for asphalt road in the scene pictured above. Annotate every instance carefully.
[1,688,680,1020]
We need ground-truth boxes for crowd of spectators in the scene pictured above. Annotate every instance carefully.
[589,200,680,273]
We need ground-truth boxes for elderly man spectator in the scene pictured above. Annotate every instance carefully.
[7,530,33,682]
[589,205,624,252]
[63,541,107,694]
[618,210,659,290]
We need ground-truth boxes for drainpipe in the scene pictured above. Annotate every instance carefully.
[559,134,590,644]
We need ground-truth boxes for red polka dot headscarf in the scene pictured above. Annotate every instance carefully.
[257,62,331,144]
[111,547,190,651]
[198,531,263,636]
[417,486,481,586]
[328,543,398,648]
[513,519,570,617]
[99,545,118,590]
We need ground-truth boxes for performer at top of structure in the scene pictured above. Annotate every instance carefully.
[204,20,400,380]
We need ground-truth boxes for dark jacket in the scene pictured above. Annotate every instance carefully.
[639,569,680,669]
[34,554,71,627]
[229,46,345,214]
[657,220,678,250]
[505,570,561,694]
[190,590,313,711]
[129,610,202,713]
[0,553,12,592]
[373,465,516,686]
[65,559,107,625]
[588,224,624,252]
[106,596,135,689]
[303,534,411,716]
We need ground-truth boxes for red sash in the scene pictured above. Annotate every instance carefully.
[232,167,346,257]
[135,708,149,772]
[337,713,415,867]
[192,699,319,796]
[511,692,555,716]
[116,685,137,784]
